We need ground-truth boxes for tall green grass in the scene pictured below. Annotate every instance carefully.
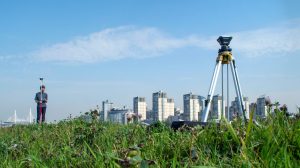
[0,108,299,167]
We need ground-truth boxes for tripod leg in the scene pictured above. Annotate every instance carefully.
[230,61,246,121]
[230,62,243,118]
[202,61,219,120]
[232,60,247,121]
[201,60,222,122]
[227,64,229,121]
[222,64,224,120]
[208,61,220,95]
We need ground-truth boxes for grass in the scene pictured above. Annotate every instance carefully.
[0,107,299,167]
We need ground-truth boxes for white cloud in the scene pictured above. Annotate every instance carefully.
[31,20,300,63]
[32,26,199,63]
[230,26,300,57]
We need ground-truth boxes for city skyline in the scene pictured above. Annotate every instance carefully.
[0,1,299,121]
[98,92,276,123]
[1,90,291,123]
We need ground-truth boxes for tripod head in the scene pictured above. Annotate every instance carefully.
[217,36,232,53]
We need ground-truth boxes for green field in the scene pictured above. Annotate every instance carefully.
[0,108,299,167]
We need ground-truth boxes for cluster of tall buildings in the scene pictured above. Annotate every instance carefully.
[100,100,137,124]
[98,91,272,124]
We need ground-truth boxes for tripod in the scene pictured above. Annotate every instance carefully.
[201,36,246,123]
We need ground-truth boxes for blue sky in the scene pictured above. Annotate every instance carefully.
[0,0,299,121]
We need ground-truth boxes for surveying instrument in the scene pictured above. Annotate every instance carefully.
[201,36,246,123]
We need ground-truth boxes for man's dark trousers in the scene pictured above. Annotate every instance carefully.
[37,106,46,123]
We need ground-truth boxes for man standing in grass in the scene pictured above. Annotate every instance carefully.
[34,85,48,123]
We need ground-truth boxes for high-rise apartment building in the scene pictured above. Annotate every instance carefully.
[256,96,269,119]
[183,93,201,121]
[133,97,147,121]
[101,100,113,121]
[152,91,175,121]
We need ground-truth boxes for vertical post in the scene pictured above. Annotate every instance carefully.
[39,78,44,124]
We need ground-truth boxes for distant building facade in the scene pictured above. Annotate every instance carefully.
[167,98,175,119]
[101,100,113,121]
[152,91,175,121]
[229,97,250,120]
[183,93,201,121]
[211,95,223,120]
[133,97,147,121]
[146,110,153,120]
[256,97,268,119]
[243,97,250,119]
[109,108,137,124]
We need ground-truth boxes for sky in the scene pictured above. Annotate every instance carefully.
[0,0,300,122]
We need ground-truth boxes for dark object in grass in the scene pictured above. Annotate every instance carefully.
[171,121,215,131]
